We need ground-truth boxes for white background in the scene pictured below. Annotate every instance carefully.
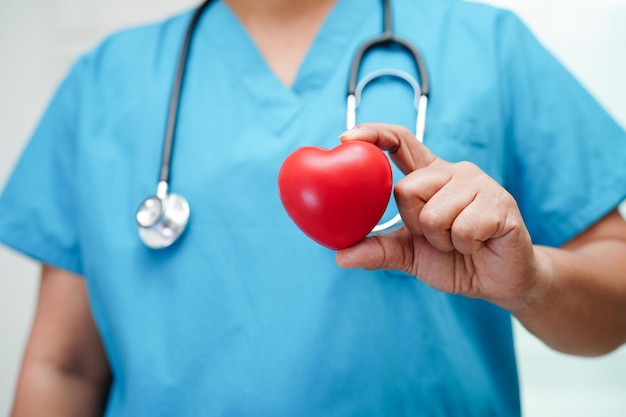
[0,0,625,415]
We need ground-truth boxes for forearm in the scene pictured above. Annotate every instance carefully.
[513,241,626,356]
[11,358,110,417]
[12,264,112,417]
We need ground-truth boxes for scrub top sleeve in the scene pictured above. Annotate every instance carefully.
[499,11,626,247]
[0,57,87,276]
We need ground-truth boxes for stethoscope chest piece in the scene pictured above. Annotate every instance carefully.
[136,190,190,249]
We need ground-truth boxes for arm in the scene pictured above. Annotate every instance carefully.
[517,210,626,356]
[11,265,111,417]
[336,123,626,357]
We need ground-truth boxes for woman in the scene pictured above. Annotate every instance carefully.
[3,0,626,415]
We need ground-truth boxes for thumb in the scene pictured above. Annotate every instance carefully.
[335,228,414,272]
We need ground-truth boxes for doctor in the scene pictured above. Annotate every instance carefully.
[3,0,626,415]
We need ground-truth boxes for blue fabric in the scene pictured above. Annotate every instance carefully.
[1,0,626,415]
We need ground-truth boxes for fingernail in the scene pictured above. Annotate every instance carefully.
[340,125,360,139]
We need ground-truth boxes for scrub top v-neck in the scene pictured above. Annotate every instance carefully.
[202,0,373,133]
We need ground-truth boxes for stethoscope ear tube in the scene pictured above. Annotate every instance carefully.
[347,0,429,98]
[346,0,430,236]
[346,11,430,235]
[346,70,428,235]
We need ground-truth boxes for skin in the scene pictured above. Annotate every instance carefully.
[11,266,111,417]
[225,0,337,86]
[11,0,626,415]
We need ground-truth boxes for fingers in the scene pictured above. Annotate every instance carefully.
[395,165,472,252]
[335,228,414,271]
[340,123,436,174]
[396,161,512,255]
[450,198,503,255]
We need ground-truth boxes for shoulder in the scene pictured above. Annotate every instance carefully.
[395,0,536,76]
[51,7,202,124]
[418,0,516,19]
[73,9,196,88]
[92,10,193,59]
[401,0,527,36]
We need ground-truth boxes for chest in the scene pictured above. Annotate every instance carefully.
[73,0,509,261]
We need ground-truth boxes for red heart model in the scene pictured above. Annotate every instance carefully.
[278,141,393,250]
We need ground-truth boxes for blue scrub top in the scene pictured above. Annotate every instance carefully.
[1,0,626,415]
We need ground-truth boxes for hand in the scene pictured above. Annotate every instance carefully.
[335,123,550,312]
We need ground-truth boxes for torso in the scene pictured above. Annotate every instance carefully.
[73,0,519,415]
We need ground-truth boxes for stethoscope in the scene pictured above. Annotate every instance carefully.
[136,0,430,249]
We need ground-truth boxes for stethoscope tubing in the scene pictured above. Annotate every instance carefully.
[159,0,214,188]
[346,0,430,234]
[138,0,430,248]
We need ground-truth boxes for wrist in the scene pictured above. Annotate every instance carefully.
[509,245,556,316]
